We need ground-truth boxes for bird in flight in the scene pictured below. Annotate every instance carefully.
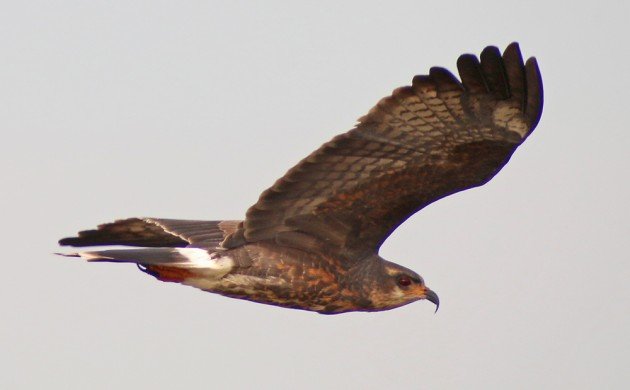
[59,43,543,314]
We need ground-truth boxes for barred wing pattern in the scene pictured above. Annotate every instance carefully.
[227,43,543,263]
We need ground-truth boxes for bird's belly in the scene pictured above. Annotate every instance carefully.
[181,269,352,313]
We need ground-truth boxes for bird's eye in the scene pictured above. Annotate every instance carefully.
[397,275,412,287]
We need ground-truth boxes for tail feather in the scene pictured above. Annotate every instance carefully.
[58,247,236,282]
[58,247,233,266]
[58,219,243,283]
[58,248,195,264]
[58,218,188,248]
[59,218,243,249]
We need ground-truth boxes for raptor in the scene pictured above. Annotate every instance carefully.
[59,43,543,314]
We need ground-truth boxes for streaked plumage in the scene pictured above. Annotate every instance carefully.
[59,43,543,314]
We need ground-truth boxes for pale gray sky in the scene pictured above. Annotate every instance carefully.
[1,1,628,389]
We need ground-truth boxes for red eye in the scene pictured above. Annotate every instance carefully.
[397,275,412,287]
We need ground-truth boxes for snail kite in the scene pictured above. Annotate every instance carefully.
[59,43,543,314]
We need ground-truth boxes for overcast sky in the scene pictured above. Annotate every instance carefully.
[1,1,628,389]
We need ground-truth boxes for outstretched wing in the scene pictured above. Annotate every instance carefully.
[225,43,543,263]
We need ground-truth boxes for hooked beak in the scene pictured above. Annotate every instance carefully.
[424,288,440,313]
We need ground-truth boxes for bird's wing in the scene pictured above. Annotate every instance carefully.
[225,43,543,263]
[59,218,242,249]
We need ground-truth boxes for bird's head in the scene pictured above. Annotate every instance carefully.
[358,258,439,312]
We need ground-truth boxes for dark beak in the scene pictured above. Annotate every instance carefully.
[425,289,440,313]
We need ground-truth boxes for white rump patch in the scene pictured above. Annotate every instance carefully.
[175,248,234,274]
[175,248,213,265]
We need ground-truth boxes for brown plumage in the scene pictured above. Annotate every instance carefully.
[59,43,543,314]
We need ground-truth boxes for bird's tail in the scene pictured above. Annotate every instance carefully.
[59,247,207,264]
[57,247,235,282]
[58,218,241,282]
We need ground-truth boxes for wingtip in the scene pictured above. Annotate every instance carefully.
[480,45,502,59]
[525,57,542,81]
[456,53,479,69]
[525,56,544,129]
[504,42,521,55]
[456,53,486,93]
[502,42,525,69]
[428,66,463,92]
